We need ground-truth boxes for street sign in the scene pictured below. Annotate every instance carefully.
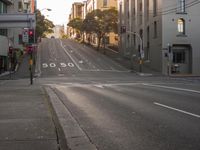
[0,13,36,28]
[22,29,29,43]
[141,50,145,59]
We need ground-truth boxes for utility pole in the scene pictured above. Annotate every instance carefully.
[127,31,144,72]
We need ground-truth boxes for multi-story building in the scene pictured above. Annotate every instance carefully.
[0,0,13,73]
[0,0,36,73]
[67,2,84,38]
[119,0,200,75]
[7,0,36,50]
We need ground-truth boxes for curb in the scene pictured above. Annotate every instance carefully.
[45,87,97,150]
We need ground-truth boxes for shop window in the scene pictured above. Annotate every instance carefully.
[173,51,185,63]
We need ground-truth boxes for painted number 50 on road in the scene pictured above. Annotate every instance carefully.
[42,62,75,68]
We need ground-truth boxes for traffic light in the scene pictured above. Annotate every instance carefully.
[28,29,34,44]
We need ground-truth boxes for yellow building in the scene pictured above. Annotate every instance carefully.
[67,2,84,38]
[86,0,118,47]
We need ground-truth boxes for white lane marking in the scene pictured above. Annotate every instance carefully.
[94,85,104,88]
[59,40,82,71]
[68,63,75,67]
[49,63,56,68]
[154,102,200,119]
[60,63,67,68]
[79,60,83,64]
[58,74,65,77]
[42,63,48,68]
[58,68,61,71]
[143,83,200,94]
[82,69,130,72]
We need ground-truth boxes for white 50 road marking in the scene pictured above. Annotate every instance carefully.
[59,40,82,71]
[42,62,75,68]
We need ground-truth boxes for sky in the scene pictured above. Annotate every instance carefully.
[37,0,83,25]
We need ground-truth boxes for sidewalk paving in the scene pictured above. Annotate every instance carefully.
[0,52,62,150]
[0,80,59,150]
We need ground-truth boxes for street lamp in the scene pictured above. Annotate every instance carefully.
[38,8,52,12]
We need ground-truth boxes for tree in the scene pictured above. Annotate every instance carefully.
[35,10,55,40]
[83,8,118,50]
[67,18,84,41]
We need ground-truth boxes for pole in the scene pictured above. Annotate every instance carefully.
[30,50,33,85]
[29,17,33,85]
[127,31,144,72]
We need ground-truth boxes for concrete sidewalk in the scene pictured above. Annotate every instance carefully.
[0,80,60,150]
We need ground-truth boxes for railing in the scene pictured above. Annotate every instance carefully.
[1,0,13,5]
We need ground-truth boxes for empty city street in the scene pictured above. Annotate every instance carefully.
[35,38,200,150]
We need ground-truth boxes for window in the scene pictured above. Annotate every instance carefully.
[154,21,158,38]
[103,0,108,7]
[0,29,8,36]
[177,18,185,34]
[147,0,150,20]
[173,51,185,63]
[146,26,150,60]
[153,0,157,16]
[179,0,186,13]
[18,2,23,12]
[0,1,7,13]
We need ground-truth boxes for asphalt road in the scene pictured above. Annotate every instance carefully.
[36,38,200,150]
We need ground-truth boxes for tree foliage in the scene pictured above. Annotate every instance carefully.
[67,8,118,49]
[82,8,118,50]
[36,10,55,39]
[67,18,83,32]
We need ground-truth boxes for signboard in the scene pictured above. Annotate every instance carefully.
[0,13,36,28]
[22,29,29,43]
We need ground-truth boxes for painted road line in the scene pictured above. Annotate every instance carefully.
[94,85,104,88]
[58,68,61,71]
[59,40,82,71]
[82,69,130,72]
[143,83,200,94]
[154,102,200,119]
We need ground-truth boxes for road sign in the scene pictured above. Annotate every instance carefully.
[22,29,29,43]
[0,13,36,28]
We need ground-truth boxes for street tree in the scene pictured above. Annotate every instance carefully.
[67,18,84,41]
[83,8,118,50]
[36,10,55,40]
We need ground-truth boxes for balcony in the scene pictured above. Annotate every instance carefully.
[1,0,13,5]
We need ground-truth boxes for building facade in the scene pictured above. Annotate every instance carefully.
[0,0,13,73]
[0,0,36,73]
[119,0,200,75]
[67,2,84,39]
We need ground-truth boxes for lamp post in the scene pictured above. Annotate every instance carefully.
[127,31,144,72]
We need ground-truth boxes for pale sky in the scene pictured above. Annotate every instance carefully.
[37,0,83,25]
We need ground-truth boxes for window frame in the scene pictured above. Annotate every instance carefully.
[177,18,185,35]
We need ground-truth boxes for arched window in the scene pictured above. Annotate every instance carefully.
[177,18,185,34]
